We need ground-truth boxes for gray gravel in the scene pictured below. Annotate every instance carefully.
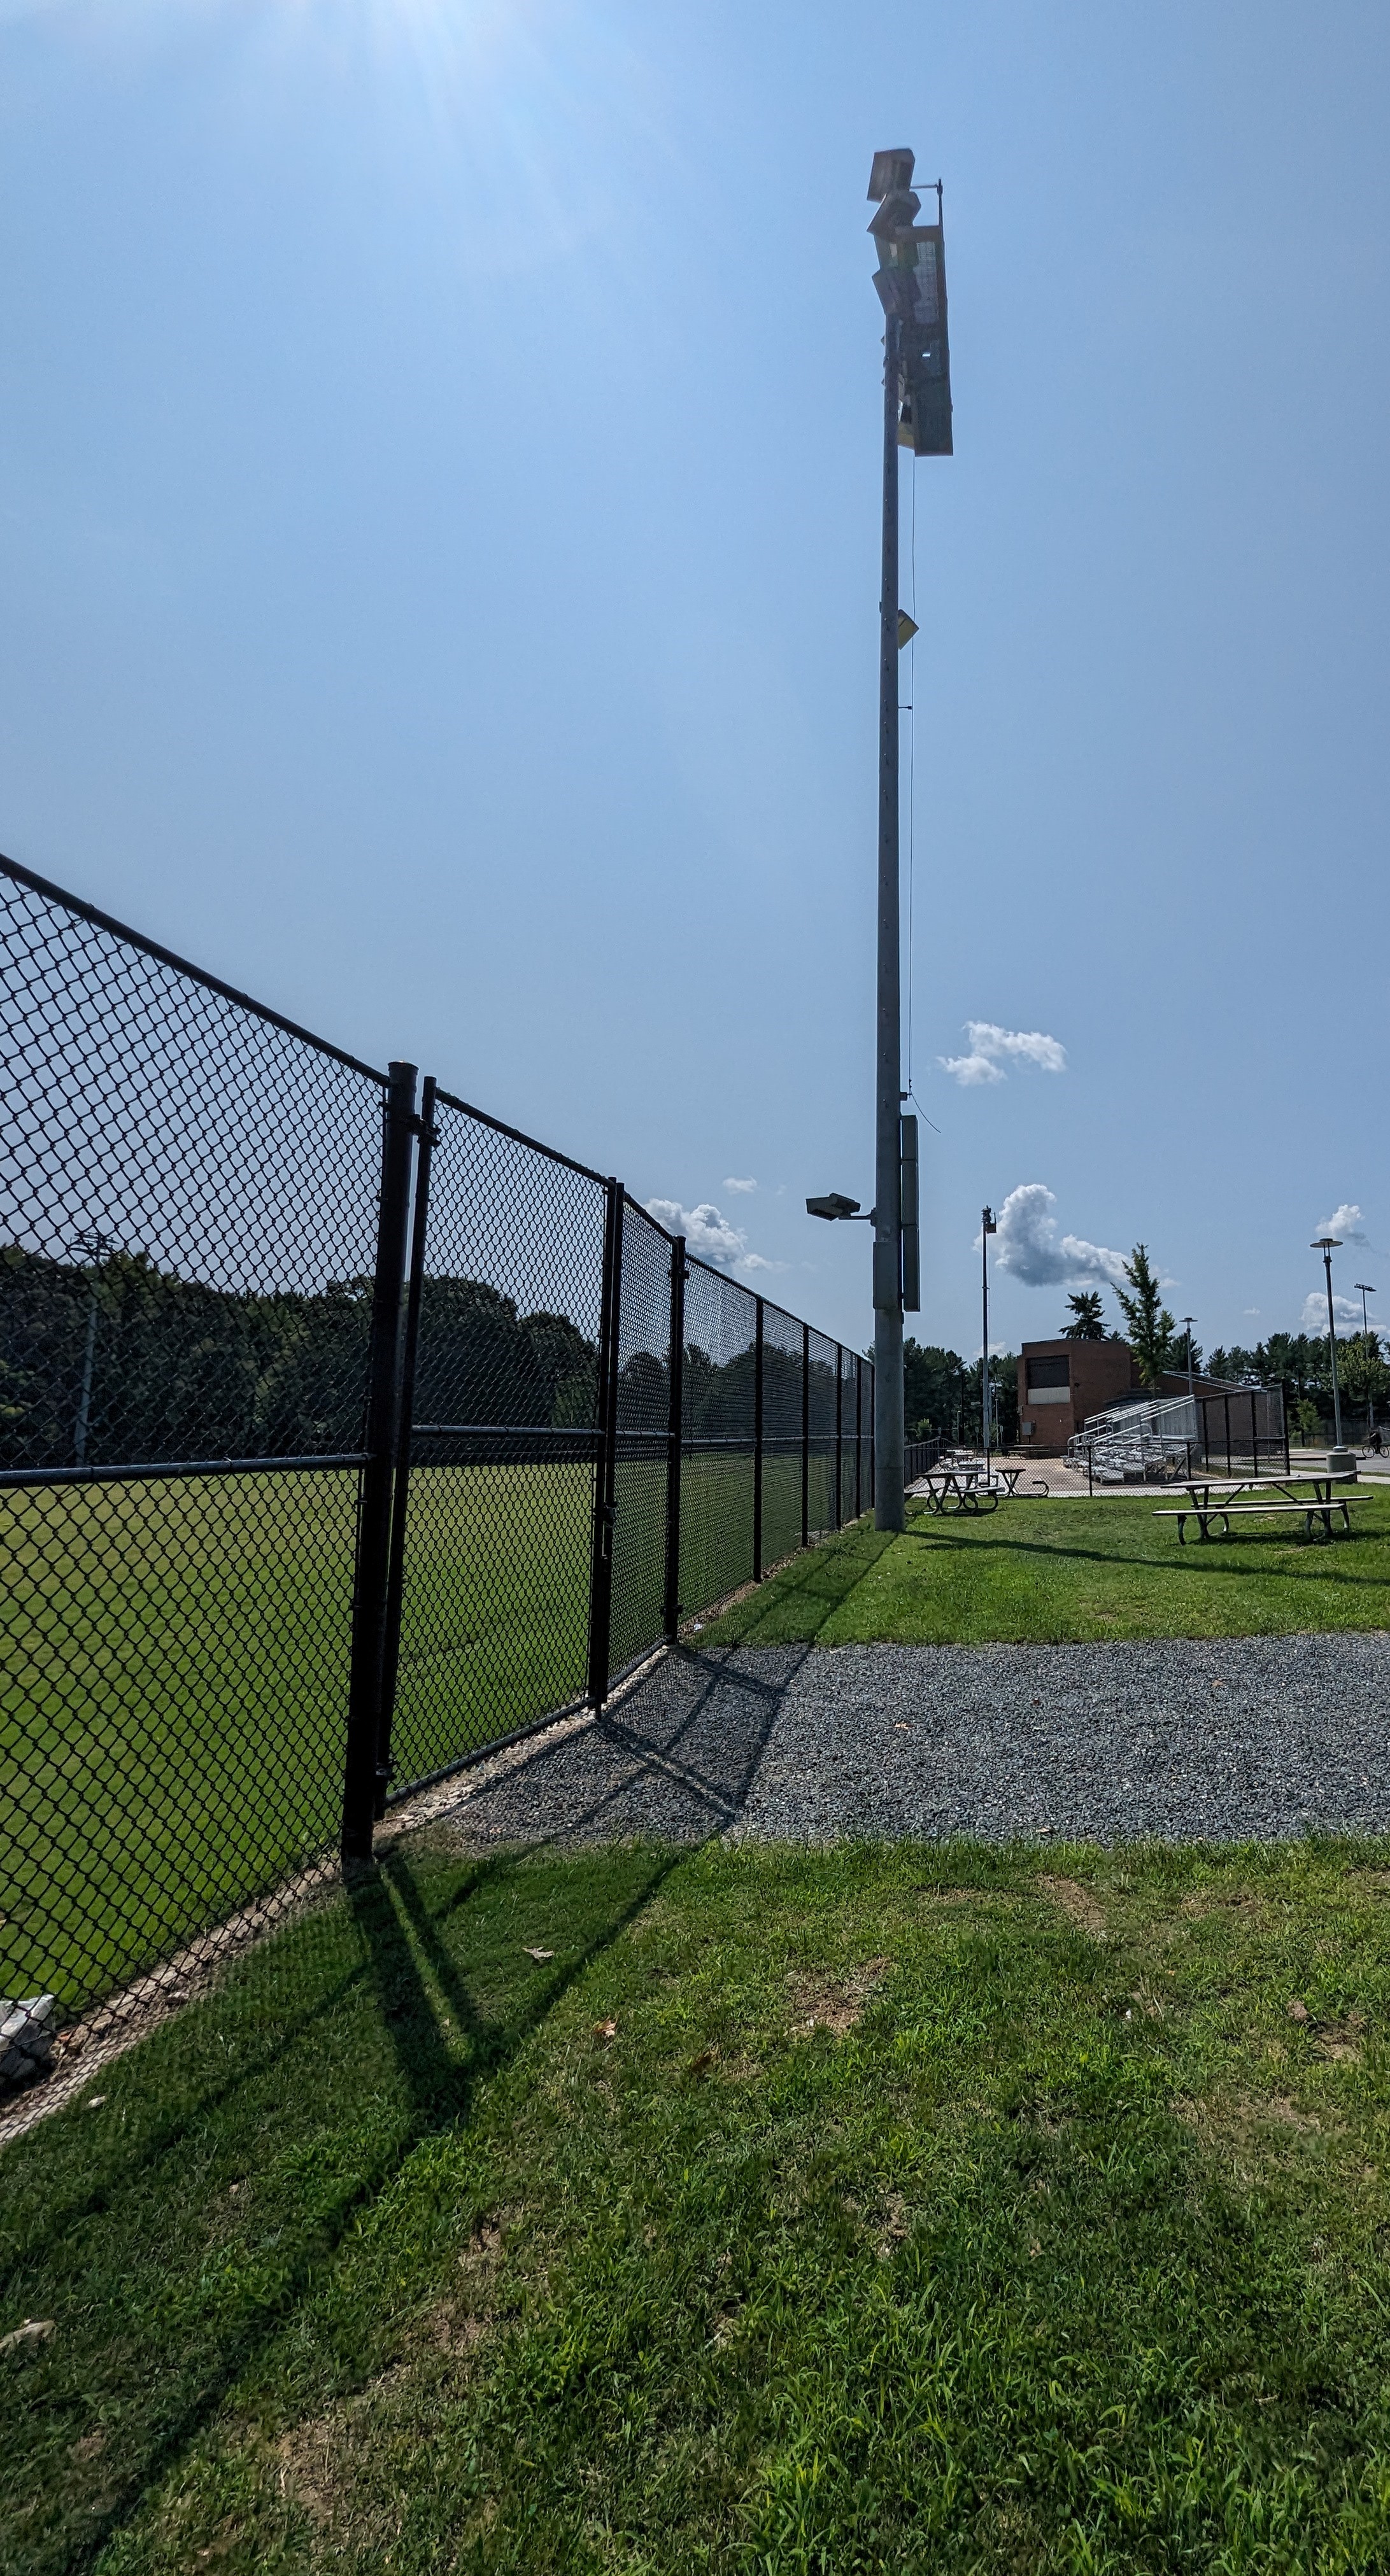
[427,1632,1390,1847]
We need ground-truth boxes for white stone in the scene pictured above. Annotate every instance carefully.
[0,1995,57,2088]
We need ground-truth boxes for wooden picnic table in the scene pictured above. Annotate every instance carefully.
[1156,1469,1367,1544]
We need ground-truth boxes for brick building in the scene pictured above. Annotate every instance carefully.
[1014,1341,1237,1455]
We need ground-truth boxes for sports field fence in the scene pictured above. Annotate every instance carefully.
[0,852,874,2099]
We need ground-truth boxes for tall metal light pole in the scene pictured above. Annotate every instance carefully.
[1181,1316,1196,1402]
[867,147,953,1531]
[981,1206,996,1460]
[1312,1234,1345,1448]
[872,294,905,1527]
[1355,1281,1377,1439]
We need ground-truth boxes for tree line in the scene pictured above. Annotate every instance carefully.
[0,1245,858,1470]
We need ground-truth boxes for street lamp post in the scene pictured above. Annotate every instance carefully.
[1181,1316,1196,1402]
[1355,1281,1377,1439]
[867,146,953,1532]
[1311,1235,1345,1449]
[981,1206,996,1462]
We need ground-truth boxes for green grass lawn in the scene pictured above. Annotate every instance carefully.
[0,1453,841,2021]
[8,1831,1390,2571]
[702,1489,1390,1649]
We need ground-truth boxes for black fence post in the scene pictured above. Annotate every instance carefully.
[800,1322,810,1547]
[342,1059,418,1868]
[663,1233,686,1642]
[1279,1378,1291,1473]
[376,1073,436,1818]
[834,1348,843,1528]
[751,1297,767,1579]
[586,1179,624,1711]
[1224,1392,1233,1477]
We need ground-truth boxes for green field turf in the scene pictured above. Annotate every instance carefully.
[0,1453,849,2016]
[8,1832,1390,2572]
[704,1488,1390,1647]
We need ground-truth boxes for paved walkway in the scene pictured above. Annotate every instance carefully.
[418,1633,1390,1850]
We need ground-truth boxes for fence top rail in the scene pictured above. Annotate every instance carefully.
[433,1083,611,1190]
[0,848,389,1088]
[625,1191,858,1358]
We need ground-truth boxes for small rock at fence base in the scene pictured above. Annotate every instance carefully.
[1,2319,55,2361]
[0,1995,56,2090]
[85,2095,106,2110]
[523,1946,555,1962]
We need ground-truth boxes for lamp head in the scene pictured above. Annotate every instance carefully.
[1312,1235,1343,1251]
[867,147,916,202]
[806,1192,860,1222]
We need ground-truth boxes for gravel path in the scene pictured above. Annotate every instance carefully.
[426,1633,1390,1847]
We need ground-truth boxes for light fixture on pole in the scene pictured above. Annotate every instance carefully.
[981,1206,997,1463]
[867,145,953,1531]
[806,1193,874,1224]
[1311,1235,1345,1449]
[1181,1316,1196,1402]
[1355,1282,1377,1439]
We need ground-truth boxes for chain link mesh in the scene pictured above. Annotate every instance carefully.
[610,1201,673,1677]
[0,854,877,2115]
[676,1260,758,1619]
[0,857,387,2073]
[760,1302,804,1566]
[386,1092,607,1789]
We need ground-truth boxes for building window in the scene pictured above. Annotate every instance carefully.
[1026,1356,1070,1391]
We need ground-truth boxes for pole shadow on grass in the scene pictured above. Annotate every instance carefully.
[901,1517,1385,1587]
[1,1837,694,2576]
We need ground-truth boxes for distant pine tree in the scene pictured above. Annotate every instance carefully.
[1061,1290,1105,1340]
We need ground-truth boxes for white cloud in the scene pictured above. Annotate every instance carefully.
[1301,1290,1363,1335]
[938,1021,1067,1087]
[644,1198,783,1276]
[723,1175,757,1194]
[1314,1202,1370,1247]
[991,1183,1128,1290]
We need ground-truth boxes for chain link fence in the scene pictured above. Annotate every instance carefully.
[0,854,876,2107]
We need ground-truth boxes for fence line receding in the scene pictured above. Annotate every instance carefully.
[0,852,874,2088]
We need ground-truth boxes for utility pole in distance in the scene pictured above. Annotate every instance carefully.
[867,148,953,1531]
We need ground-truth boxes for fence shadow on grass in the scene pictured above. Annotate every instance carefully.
[0,1834,690,2576]
[423,1640,815,1847]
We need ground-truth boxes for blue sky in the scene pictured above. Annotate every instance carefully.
[2,0,1387,1360]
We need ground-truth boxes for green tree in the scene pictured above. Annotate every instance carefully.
[1061,1290,1105,1340]
[1114,1244,1177,1389]
[903,1340,969,1440]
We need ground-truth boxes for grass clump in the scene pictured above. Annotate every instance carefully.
[6,1834,1390,2568]
[703,1489,1390,1647]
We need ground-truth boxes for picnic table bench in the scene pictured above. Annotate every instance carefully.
[916,1461,1023,1514]
[1156,1471,1368,1543]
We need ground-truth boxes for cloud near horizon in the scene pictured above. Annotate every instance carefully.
[723,1175,757,1194]
[644,1197,779,1274]
[991,1183,1128,1290]
[939,1022,1067,1087]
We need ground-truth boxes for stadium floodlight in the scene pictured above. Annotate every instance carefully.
[806,1193,862,1221]
[866,143,954,1538]
[1311,1235,1345,1449]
